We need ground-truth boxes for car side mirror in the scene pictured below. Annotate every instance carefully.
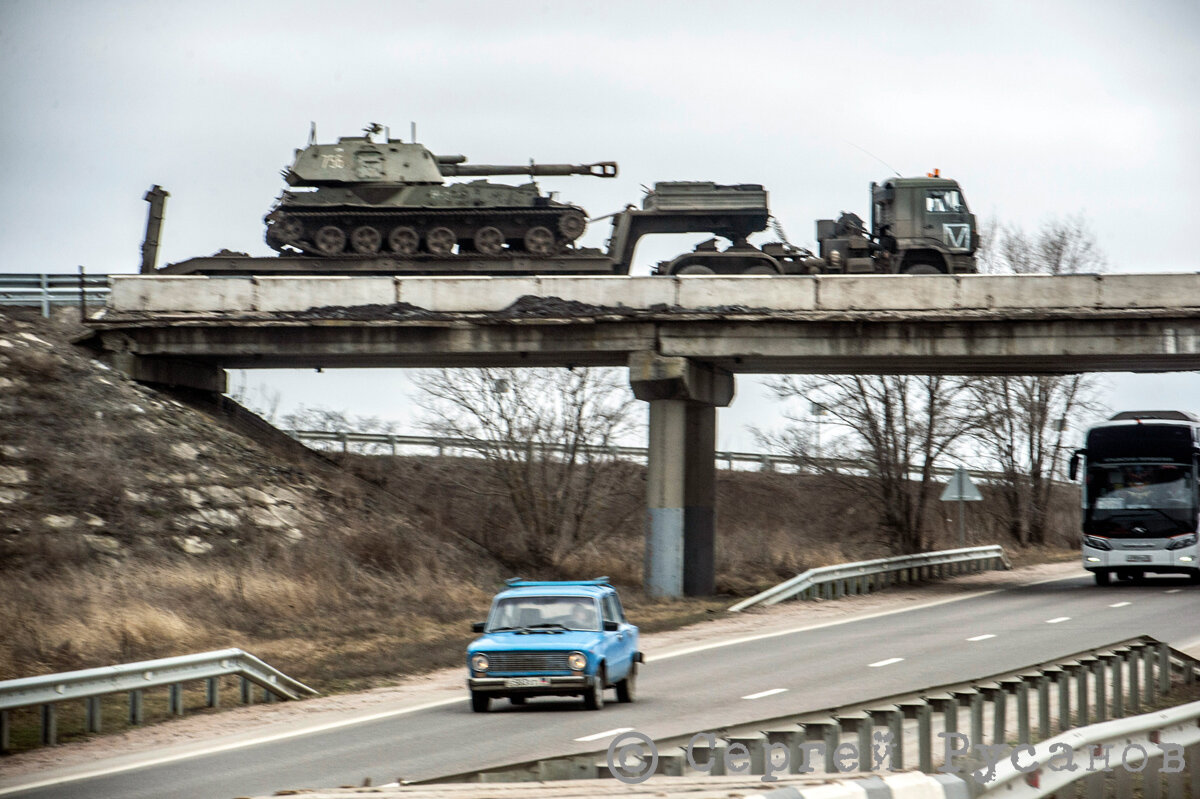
[472,622,485,633]
[603,620,619,632]
[1069,449,1085,481]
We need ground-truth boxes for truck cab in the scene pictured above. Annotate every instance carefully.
[869,175,977,274]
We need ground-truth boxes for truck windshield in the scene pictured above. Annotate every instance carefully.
[487,596,599,632]
[925,189,964,214]
[1084,464,1196,537]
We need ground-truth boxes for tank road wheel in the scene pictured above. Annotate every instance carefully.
[557,211,587,242]
[523,226,556,257]
[902,262,942,275]
[350,225,383,255]
[388,226,420,256]
[271,215,303,244]
[426,226,457,256]
[473,226,505,257]
[314,225,347,256]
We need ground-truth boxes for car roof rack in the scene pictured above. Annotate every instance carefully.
[504,577,611,587]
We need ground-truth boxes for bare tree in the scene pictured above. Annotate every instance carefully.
[415,367,641,569]
[763,374,980,553]
[969,215,1107,544]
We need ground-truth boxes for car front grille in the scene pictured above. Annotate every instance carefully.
[485,651,572,672]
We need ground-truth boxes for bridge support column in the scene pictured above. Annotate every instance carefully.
[629,353,734,598]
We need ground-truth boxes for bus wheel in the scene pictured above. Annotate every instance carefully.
[1093,571,1111,586]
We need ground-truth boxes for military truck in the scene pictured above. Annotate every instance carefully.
[644,172,977,275]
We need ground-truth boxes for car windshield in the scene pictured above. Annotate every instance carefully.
[487,595,599,632]
[1085,464,1195,536]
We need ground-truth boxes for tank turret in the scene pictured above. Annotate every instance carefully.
[265,124,618,258]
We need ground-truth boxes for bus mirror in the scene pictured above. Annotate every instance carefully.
[1068,449,1085,481]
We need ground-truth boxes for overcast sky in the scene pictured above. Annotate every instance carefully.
[3,0,1198,450]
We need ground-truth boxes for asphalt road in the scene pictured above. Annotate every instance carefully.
[6,572,1200,799]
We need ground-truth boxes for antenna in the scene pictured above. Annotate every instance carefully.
[844,140,901,177]
[410,121,416,143]
[308,122,317,146]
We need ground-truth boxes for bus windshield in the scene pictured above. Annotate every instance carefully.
[1085,463,1195,537]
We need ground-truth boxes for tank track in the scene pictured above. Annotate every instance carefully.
[265,206,589,258]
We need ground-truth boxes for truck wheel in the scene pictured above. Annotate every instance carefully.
[741,264,779,275]
[583,668,605,711]
[1093,570,1111,586]
[510,696,526,706]
[616,664,637,703]
[470,692,490,713]
[675,264,715,275]
[902,262,942,275]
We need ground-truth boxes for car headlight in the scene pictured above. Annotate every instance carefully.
[567,652,587,671]
[471,654,489,672]
[1083,536,1112,551]
[1166,534,1198,551]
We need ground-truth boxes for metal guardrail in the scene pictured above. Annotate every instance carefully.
[449,635,1200,786]
[0,648,317,751]
[0,273,111,316]
[728,545,1012,612]
[284,429,1006,481]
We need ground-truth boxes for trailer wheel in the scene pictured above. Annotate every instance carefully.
[742,264,779,275]
[902,262,943,275]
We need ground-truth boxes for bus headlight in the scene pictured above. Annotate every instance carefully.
[567,652,587,671]
[1083,536,1112,551]
[471,654,489,672]
[1166,534,1197,550]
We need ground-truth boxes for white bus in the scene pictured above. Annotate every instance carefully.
[1070,410,1200,586]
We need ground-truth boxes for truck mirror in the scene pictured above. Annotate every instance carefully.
[1069,450,1085,481]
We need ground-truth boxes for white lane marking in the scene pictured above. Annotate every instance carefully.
[574,726,633,742]
[1046,617,1071,624]
[1109,601,1132,608]
[869,657,904,668]
[742,688,788,700]
[0,696,464,797]
[966,634,996,641]
[1165,589,1182,594]
[648,572,1084,665]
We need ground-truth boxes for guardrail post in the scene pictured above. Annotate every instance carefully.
[0,709,10,753]
[1005,677,1030,744]
[1056,667,1072,733]
[40,703,56,745]
[241,676,253,705]
[1108,650,1126,718]
[803,720,839,773]
[914,702,933,772]
[1037,671,1054,739]
[1186,742,1199,799]
[928,694,957,738]
[129,690,144,725]
[965,690,984,748]
[980,684,1005,745]
[169,683,184,716]
[40,273,50,318]
[207,676,219,708]
[1090,658,1106,722]
[86,696,102,733]
[1115,761,1134,799]
[1144,646,1157,705]
[1128,646,1142,713]
[1083,769,1105,799]
[1144,755,1162,799]
[1156,643,1171,696]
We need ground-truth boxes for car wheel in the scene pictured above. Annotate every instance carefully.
[1093,571,1111,586]
[583,668,605,711]
[1189,570,1200,584]
[616,663,637,703]
[470,692,490,713]
[510,696,526,706]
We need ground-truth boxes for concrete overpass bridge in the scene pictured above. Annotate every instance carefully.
[80,273,1200,597]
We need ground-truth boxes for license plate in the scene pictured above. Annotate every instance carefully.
[504,677,550,688]
[1126,555,1152,563]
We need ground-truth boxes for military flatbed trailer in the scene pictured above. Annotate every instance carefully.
[158,252,622,276]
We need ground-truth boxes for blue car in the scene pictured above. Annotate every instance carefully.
[466,578,641,712]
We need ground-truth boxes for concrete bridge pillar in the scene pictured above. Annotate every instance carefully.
[628,353,734,598]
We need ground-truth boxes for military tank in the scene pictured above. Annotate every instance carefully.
[264,124,618,258]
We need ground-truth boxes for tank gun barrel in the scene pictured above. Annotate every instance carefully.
[437,160,618,178]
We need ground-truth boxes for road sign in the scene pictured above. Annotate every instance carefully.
[940,467,983,502]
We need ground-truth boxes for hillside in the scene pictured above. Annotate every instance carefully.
[0,308,500,686]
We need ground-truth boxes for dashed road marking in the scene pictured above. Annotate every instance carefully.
[966,634,996,641]
[1046,617,1071,624]
[575,727,633,742]
[1109,601,1132,608]
[869,657,904,668]
[1165,589,1183,594]
[742,688,788,700]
